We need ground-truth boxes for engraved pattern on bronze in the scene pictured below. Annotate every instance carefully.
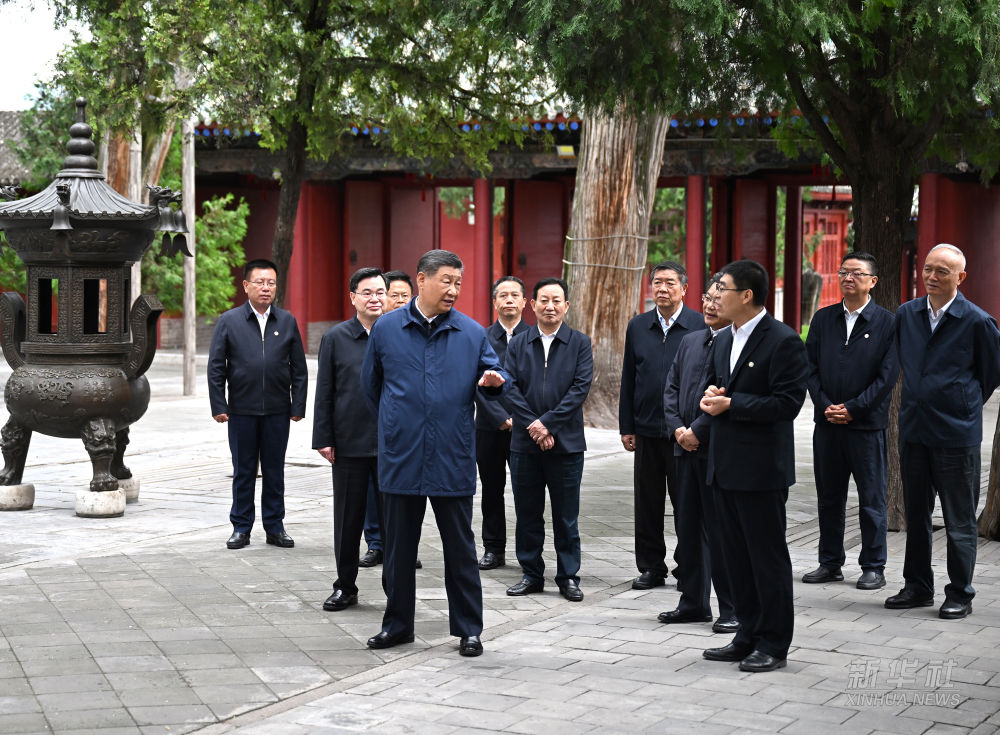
[0,418,31,485]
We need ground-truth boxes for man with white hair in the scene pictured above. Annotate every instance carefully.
[887,243,1000,620]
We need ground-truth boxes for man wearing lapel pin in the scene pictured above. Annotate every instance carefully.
[699,260,808,672]
[802,252,898,591]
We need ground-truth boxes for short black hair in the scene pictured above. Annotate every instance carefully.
[532,277,569,300]
[417,249,463,277]
[706,271,724,291]
[650,261,687,285]
[349,267,387,293]
[720,259,768,307]
[491,276,526,300]
[244,258,278,280]
[383,270,413,290]
[841,251,878,276]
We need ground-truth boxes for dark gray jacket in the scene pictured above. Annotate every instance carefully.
[312,316,377,457]
[475,318,530,431]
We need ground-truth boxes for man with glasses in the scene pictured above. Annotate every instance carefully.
[699,259,807,672]
[476,276,530,571]
[887,243,1000,620]
[313,267,388,611]
[208,258,308,550]
[619,261,705,591]
[802,252,899,591]
[359,269,414,568]
[659,275,738,634]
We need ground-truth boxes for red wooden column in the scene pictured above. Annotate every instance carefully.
[684,175,706,307]
[287,182,311,346]
[472,178,492,325]
[915,173,940,301]
[783,185,803,330]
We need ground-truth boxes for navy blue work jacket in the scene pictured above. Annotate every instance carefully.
[663,326,715,457]
[896,292,1000,446]
[361,301,508,496]
[312,316,377,457]
[207,302,308,417]
[475,319,530,431]
[502,322,593,454]
[619,305,706,437]
[805,300,899,431]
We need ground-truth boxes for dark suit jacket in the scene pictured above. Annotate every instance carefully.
[897,292,1000,446]
[502,323,593,454]
[311,316,377,457]
[706,312,808,491]
[619,304,705,437]
[475,319,530,431]
[207,302,308,417]
[663,326,715,457]
[806,300,899,431]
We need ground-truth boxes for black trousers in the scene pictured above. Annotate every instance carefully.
[674,453,734,619]
[901,442,980,604]
[716,485,794,659]
[227,413,289,534]
[633,435,677,576]
[380,493,483,638]
[331,456,382,596]
[813,423,888,572]
[476,428,512,555]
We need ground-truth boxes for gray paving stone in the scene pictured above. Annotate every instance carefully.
[126,704,215,727]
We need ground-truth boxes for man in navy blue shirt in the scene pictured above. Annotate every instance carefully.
[887,244,1000,620]
[208,259,308,551]
[803,252,899,591]
[619,262,705,590]
[503,278,593,602]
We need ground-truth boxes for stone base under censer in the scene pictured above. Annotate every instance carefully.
[75,488,125,518]
[0,484,35,511]
[119,478,140,504]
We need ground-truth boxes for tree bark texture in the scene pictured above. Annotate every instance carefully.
[564,106,670,428]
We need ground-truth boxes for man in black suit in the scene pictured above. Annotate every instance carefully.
[476,276,530,571]
[803,252,899,591]
[699,259,807,672]
[208,259,308,550]
[503,278,593,601]
[659,275,738,633]
[620,262,705,590]
[313,267,388,612]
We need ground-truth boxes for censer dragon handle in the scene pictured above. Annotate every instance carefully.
[0,292,26,370]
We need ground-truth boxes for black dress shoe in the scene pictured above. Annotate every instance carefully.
[265,531,294,548]
[885,589,934,609]
[478,552,505,570]
[226,531,250,549]
[366,630,415,649]
[939,600,972,620]
[801,565,843,583]
[703,642,753,662]
[856,570,886,590]
[712,617,741,634]
[459,635,483,657]
[359,548,383,567]
[657,608,712,624]
[632,571,666,590]
[739,650,787,672]
[507,578,544,596]
[559,580,584,602]
[322,589,358,612]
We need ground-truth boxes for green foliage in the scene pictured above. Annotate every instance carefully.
[646,188,685,265]
[9,88,83,190]
[0,234,27,294]
[142,194,248,316]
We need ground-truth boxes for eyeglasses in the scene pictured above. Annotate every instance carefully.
[387,291,410,301]
[716,286,748,294]
[248,279,277,288]
[837,270,873,279]
[701,294,721,306]
[353,289,387,299]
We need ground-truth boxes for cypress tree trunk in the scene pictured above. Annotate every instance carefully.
[564,104,670,428]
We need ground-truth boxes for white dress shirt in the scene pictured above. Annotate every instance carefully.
[927,294,957,333]
[253,306,271,339]
[729,308,768,373]
[843,297,870,342]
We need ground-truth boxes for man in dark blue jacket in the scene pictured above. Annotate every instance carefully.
[887,244,1000,620]
[208,259,308,550]
[362,250,507,657]
[503,278,593,602]
[312,267,387,612]
[803,252,899,591]
[619,262,705,590]
[660,274,737,633]
[475,276,530,571]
